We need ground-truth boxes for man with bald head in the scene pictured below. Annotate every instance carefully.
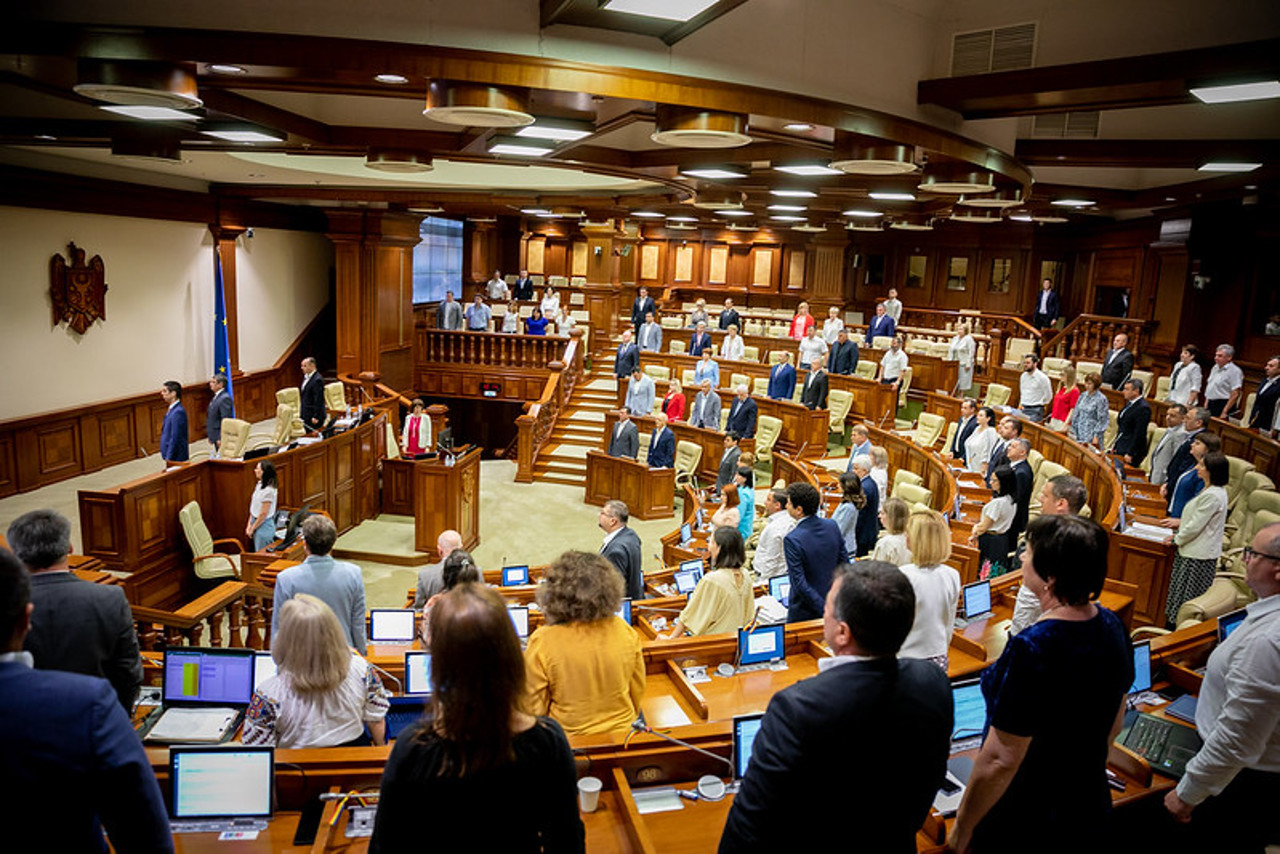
[647,412,675,469]
[413,529,463,607]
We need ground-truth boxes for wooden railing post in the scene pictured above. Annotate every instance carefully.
[515,409,537,483]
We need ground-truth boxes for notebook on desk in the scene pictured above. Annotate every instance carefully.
[169,745,274,834]
[145,648,255,744]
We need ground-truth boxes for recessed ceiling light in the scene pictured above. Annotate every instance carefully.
[1031,214,1070,223]
[680,166,748,180]
[632,211,665,218]
[1198,162,1262,172]
[767,204,806,212]
[770,214,806,222]
[783,122,813,132]
[601,0,718,22]
[536,212,560,218]
[374,73,410,85]
[792,222,826,232]
[1008,213,1034,222]
[201,128,285,143]
[948,210,1001,224]
[1164,196,1176,202]
[774,163,842,176]
[515,118,594,142]
[846,221,883,232]
[716,209,753,217]
[843,209,883,218]
[868,192,915,201]
[728,222,759,231]
[771,189,817,198]
[668,223,698,230]
[890,220,933,231]
[1050,198,1095,208]
[521,208,552,215]
[208,64,246,76]
[35,134,57,141]
[1189,80,1280,104]
[487,136,555,157]
[667,215,699,222]
[1246,184,1258,190]
[100,105,201,121]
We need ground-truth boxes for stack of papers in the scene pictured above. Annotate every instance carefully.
[147,707,238,743]
[1123,522,1173,543]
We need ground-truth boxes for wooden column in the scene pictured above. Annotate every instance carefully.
[209,224,245,376]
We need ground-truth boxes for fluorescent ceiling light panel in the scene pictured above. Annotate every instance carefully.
[681,167,747,179]
[375,74,409,85]
[208,65,246,76]
[716,209,753,217]
[1190,80,1280,104]
[601,0,719,21]
[783,123,813,132]
[201,129,285,142]
[521,208,551,215]
[1198,162,1262,172]
[774,164,842,176]
[632,211,665,218]
[843,209,883,218]
[666,215,699,222]
[488,137,554,157]
[767,204,806,212]
[769,214,806,222]
[868,192,915,201]
[771,189,817,198]
[100,105,200,121]
[515,120,594,142]
[1050,198,1095,207]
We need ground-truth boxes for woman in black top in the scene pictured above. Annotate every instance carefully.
[370,583,584,852]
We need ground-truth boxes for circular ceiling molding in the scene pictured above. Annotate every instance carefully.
[691,191,746,210]
[830,137,916,175]
[948,209,1002,224]
[918,167,996,195]
[424,82,534,128]
[73,60,202,110]
[365,149,433,173]
[651,106,752,149]
[957,187,1023,208]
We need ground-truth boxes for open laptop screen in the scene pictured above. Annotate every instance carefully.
[1217,608,1247,644]
[252,652,277,693]
[369,609,417,643]
[767,576,791,607]
[163,649,255,706]
[674,568,702,595]
[170,746,274,820]
[951,679,986,741]
[738,624,785,666]
[508,606,530,639]
[1129,641,1152,694]
[502,565,530,586]
[616,598,632,625]
[404,651,433,697]
[732,713,765,780]
[680,523,692,545]
[961,581,992,620]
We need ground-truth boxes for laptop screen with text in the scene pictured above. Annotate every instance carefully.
[170,747,274,820]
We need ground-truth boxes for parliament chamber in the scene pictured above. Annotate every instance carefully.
[2,2,1279,852]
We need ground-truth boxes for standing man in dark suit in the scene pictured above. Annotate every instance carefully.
[720,561,951,853]
[607,409,639,460]
[781,482,850,622]
[614,329,639,381]
[688,379,722,430]
[1032,277,1061,330]
[988,415,1022,474]
[647,413,676,469]
[864,302,896,346]
[159,380,189,463]
[512,269,534,301]
[206,374,235,455]
[1006,438,1035,546]
[7,509,143,711]
[689,321,713,356]
[718,297,740,331]
[800,358,829,410]
[1248,355,1280,435]
[827,328,859,375]
[849,455,881,557]
[1112,378,1152,466]
[299,356,326,432]
[1162,406,1209,506]
[767,352,796,401]
[0,551,173,854]
[949,398,978,465]
[599,499,643,600]
[725,385,758,438]
[1099,332,1135,390]
[716,433,741,491]
[630,287,655,333]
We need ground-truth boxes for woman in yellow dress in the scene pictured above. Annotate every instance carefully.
[662,527,755,638]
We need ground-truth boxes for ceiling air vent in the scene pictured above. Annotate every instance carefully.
[951,23,1037,75]
[1033,111,1101,139]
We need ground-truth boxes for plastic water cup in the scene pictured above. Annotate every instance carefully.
[578,776,603,813]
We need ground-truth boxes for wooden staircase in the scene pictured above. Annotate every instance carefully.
[530,351,619,486]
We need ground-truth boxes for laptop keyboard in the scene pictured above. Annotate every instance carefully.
[386,709,425,739]
[171,819,268,834]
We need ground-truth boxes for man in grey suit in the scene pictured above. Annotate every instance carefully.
[7,509,143,711]
[688,379,722,430]
[626,367,655,417]
[599,499,644,600]
[437,290,464,331]
[413,529,463,607]
[716,432,741,491]
[206,374,235,453]
[607,409,640,459]
[273,515,368,653]
[1148,404,1187,486]
[638,312,663,352]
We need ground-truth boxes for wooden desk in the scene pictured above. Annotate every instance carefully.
[828,373,898,425]
[380,447,482,559]
[603,410,756,486]
[584,450,676,520]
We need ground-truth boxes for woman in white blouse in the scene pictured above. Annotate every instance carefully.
[968,464,1017,575]
[501,300,520,333]
[539,286,560,320]
[872,497,913,566]
[556,307,575,335]
[1163,452,1229,626]
[246,460,278,551]
[822,306,844,344]
[869,445,890,498]
[720,325,745,361]
[1166,344,1203,407]
[947,321,976,394]
[897,510,960,669]
[401,398,433,456]
[963,406,998,476]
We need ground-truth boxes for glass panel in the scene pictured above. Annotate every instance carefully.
[946,256,968,291]
[1039,259,1064,288]
[906,255,927,289]
[412,216,464,303]
[865,254,886,287]
[989,258,1013,293]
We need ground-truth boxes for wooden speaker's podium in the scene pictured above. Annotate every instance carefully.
[584,449,675,520]
[381,445,482,560]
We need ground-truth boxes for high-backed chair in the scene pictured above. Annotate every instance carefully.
[674,441,703,488]
[741,345,760,362]
[644,365,670,382]
[569,291,585,306]
[891,469,923,494]
[637,431,651,461]
[912,412,945,448]
[218,419,252,459]
[1028,460,1070,517]
[768,325,788,338]
[1002,337,1036,369]
[569,276,586,288]
[767,350,788,365]
[1129,369,1154,398]
[385,419,401,460]
[941,421,957,456]
[1223,472,1277,550]
[661,316,682,329]
[1222,492,1280,568]
[276,388,306,438]
[179,501,243,581]
[1155,375,1171,400]
[1103,410,1118,450]
[872,335,893,349]
[983,383,1011,408]
[1027,448,1044,481]
[827,389,853,435]
[744,320,764,336]
[1225,455,1256,509]
[896,367,913,409]
[1240,393,1256,428]
[893,481,933,508]
[1043,357,1071,379]
[854,361,876,380]
[669,340,687,354]
[681,369,696,387]
[1141,425,1165,476]
[754,416,783,463]
[752,377,770,397]
[325,381,347,415]
[1076,360,1104,381]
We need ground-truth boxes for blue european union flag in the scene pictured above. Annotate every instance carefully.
[214,250,235,414]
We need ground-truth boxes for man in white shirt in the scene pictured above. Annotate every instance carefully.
[1164,521,1280,850]
[798,325,829,366]
[752,489,798,579]
[1148,404,1187,487]
[625,368,655,417]
[882,288,902,323]
[485,270,509,301]
[638,312,663,352]
[688,379,722,431]
[1204,344,1244,418]
[877,337,908,387]
[822,306,844,344]
[1017,354,1053,423]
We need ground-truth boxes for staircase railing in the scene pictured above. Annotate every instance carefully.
[515,329,586,483]
[1041,315,1154,362]
[132,581,252,650]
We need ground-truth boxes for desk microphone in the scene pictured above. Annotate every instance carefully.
[367,661,403,696]
[633,604,685,614]
[629,721,733,771]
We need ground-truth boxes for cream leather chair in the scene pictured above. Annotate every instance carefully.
[661,316,682,329]
[1155,375,1171,400]
[754,416,783,463]
[1240,392,1256,428]
[1002,337,1036,370]
[324,382,346,416]
[896,367,912,409]
[891,469,923,494]
[218,419,252,459]
[827,389,853,434]
[1028,460,1071,518]
[1129,369,1154,398]
[744,320,764,336]
[1043,357,1071,379]
[1222,472,1277,552]
[276,388,306,438]
[1027,448,1044,481]
[1141,426,1167,477]
[732,373,751,391]
[179,500,243,581]
[1104,410,1118,450]
[893,481,933,508]
[637,431,651,461]
[644,365,670,382]
[681,369,696,387]
[854,361,876,380]
[984,383,1011,408]
[1076,360,1104,381]
[941,422,957,457]
[1225,455,1256,510]
[912,412,945,448]
[872,335,893,349]
[674,441,702,488]
[752,377,770,397]
[768,350,788,365]
[669,339,687,354]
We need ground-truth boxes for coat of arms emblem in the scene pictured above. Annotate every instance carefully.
[50,242,108,334]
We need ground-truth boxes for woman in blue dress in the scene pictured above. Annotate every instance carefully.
[948,514,1132,853]
[524,307,549,335]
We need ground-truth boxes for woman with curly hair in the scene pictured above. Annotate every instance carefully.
[523,551,646,737]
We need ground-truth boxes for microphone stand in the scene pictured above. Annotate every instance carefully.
[630,721,733,771]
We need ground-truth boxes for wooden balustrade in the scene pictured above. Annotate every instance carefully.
[415,325,567,368]
[131,581,254,650]
[515,331,585,482]
[901,306,1038,345]
[1041,314,1153,363]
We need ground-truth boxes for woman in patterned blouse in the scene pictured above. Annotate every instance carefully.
[1070,371,1109,449]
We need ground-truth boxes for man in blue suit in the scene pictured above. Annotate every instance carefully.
[864,302,896,346]
[1032,278,1061,330]
[0,550,173,853]
[725,385,758,438]
[159,380,188,463]
[850,454,881,557]
[206,374,235,454]
[782,482,850,622]
[767,352,796,401]
[614,329,639,380]
[689,321,713,356]
[647,413,675,469]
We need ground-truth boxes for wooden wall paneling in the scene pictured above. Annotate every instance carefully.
[708,245,729,285]
[527,235,546,275]
[330,238,365,376]
[571,241,589,277]
[808,242,844,301]
[935,248,977,311]
[0,430,15,497]
[88,405,137,470]
[673,244,696,283]
[640,243,660,282]
[751,246,774,289]
[544,239,569,278]
[728,245,751,288]
[15,417,82,491]
[898,245,936,306]
[381,458,414,516]
[974,247,1027,315]
[78,492,122,562]
[298,445,330,516]
[1147,247,1189,352]
[1109,533,1173,627]
[784,246,806,293]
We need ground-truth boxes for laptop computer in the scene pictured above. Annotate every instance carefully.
[501,565,530,586]
[508,605,530,640]
[737,624,785,668]
[1116,710,1203,779]
[252,652,276,692]
[369,609,417,644]
[1217,607,1247,643]
[616,598,632,625]
[767,576,791,608]
[680,523,693,545]
[169,745,274,833]
[732,713,765,782]
[268,505,310,552]
[145,648,255,744]
[385,652,433,740]
[1129,640,1153,696]
[674,565,703,595]
[960,580,993,620]
[933,679,986,813]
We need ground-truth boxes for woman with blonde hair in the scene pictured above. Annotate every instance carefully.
[662,526,755,638]
[872,497,913,566]
[1049,364,1080,432]
[524,551,645,737]
[897,510,960,668]
[948,320,976,394]
[869,445,890,498]
[662,379,686,422]
[244,593,389,748]
[371,583,585,852]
